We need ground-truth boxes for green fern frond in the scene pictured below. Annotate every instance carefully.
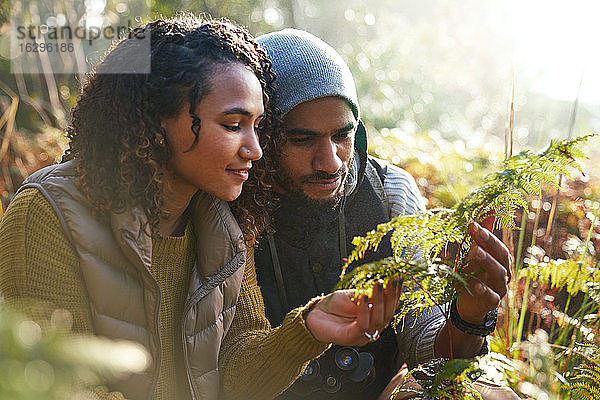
[334,257,468,321]
[574,343,600,363]
[566,360,600,400]
[573,367,600,385]
[519,258,600,297]
[398,358,483,400]
[338,134,595,319]
[567,382,600,400]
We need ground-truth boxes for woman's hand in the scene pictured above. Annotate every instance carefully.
[305,279,401,346]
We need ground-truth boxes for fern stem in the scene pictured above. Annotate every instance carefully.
[548,343,600,367]
[579,212,598,263]
[508,209,528,348]
[516,196,543,344]
[566,214,599,356]
[573,294,592,343]
[514,209,528,270]
[564,210,598,357]
[516,276,531,346]
[593,308,600,340]
[555,294,573,337]
[560,293,591,374]
[543,78,582,249]
[502,82,515,358]
[542,179,562,246]
[555,285,580,348]
[552,212,598,345]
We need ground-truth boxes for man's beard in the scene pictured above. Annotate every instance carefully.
[276,163,350,211]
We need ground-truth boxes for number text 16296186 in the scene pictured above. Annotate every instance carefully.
[18,42,75,53]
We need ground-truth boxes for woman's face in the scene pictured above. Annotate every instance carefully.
[162,63,265,202]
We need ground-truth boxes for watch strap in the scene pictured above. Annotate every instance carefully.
[449,298,497,337]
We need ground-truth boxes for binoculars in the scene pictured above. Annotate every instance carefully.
[286,346,375,398]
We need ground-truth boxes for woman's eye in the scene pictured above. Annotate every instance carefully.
[223,124,240,132]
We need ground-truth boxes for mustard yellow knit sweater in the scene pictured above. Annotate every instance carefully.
[0,188,329,400]
[0,188,195,399]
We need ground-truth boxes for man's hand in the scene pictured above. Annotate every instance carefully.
[305,279,401,346]
[377,364,421,400]
[456,218,513,325]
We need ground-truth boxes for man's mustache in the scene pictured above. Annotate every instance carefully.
[300,167,347,184]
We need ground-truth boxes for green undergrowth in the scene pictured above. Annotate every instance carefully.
[337,134,595,312]
[335,134,599,399]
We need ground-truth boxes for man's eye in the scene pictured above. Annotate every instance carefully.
[333,131,352,141]
[288,136,312,144]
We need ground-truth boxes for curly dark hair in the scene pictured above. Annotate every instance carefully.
[62,16,279,244]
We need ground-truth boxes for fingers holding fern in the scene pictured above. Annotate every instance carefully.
[456,221,512,324]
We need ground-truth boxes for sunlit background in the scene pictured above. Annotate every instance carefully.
[0,0,599,203]
[509,0,600,105]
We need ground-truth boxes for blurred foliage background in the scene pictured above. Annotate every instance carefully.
[0,301,149,399]
[0,0,599,207]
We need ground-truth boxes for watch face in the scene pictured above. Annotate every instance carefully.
[484,309,498,327]
[450,299,497,336]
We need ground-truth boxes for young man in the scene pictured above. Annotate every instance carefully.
[219,29,517,400]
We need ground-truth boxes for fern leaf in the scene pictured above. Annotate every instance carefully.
[338,134,595,322]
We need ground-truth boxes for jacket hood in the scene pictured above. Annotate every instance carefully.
[344,120,368,199]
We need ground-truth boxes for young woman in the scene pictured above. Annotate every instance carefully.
[0,17,274,400]
[0,17,400,400]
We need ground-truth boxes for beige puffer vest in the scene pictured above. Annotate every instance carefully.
[19,161,246,400]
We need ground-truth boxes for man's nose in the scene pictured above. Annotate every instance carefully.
[312,140,343,175]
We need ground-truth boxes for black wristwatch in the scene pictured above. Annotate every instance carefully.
[449,298,497,337]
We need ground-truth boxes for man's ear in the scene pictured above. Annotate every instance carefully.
[355,120,368,153]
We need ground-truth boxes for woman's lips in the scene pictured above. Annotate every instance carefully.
[227,169,249,181]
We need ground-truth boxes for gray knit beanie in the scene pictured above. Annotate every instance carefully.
[256,29,360,119]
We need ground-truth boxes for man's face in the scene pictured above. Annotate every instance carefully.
[276,96,356,209]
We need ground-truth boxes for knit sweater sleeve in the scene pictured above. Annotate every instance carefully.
[378,163,449,366]
[379,159,426,216]
[0,188,127,400]
[219,247,330,400]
